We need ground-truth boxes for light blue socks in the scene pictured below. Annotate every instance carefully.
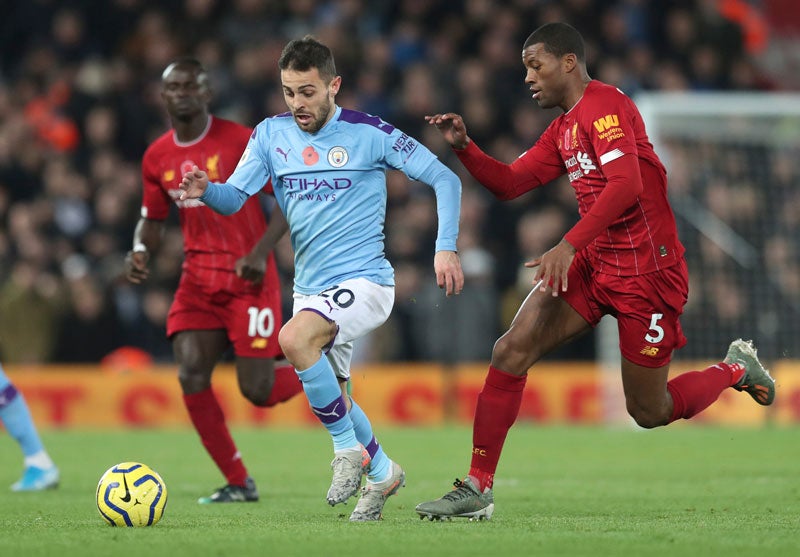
[348,398,391,483]
[296,355,358,451]
[0,366,46,458]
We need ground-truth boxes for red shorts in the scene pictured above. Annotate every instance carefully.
[561,252,688,368]
[167,266,284,359]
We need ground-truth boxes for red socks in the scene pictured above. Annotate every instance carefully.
[262,365,303,407]
[667,362,743,423]
[183,388,248,486]
[182,367,300,485]
[465,362,742,490]
[469,366,527,491]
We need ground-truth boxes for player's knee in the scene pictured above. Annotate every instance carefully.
[240,382,272,407]
[278,325,303,363]
[279,319,328,363]
[178,367,211,394]
[491,334,537,373]
[626,403,669,429]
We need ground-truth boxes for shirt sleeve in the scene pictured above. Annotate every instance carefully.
[140,150,170,220]
[382,128,461,252]
[226,124,273,198]
[413,159,461,252]
[562,90,644,250]
[585,90,639,166]
[454,124,565,200]
[199,182,250,215]
[201,123,272,215]
[563,153,643,250]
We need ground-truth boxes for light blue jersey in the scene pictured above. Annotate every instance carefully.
[201,105,461,295]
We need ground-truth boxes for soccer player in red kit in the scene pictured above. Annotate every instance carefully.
[416,22,776,520]
[125,58,302,504]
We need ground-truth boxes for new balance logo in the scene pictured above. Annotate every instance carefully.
[640,346,659,357]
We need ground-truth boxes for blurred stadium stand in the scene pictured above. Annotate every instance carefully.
[0,0,798,365]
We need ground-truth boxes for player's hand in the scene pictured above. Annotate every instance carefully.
[125,250,150,284]
[424,113,470,150]
[524,239,576,296]
[235,252,266,284]
[434,250,464,296]
[179,165,209,200]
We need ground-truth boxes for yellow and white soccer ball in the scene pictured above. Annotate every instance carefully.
[96,462,167,527]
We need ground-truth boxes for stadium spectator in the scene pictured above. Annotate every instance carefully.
[177,36,463,521]
[53,269,122,363]
[0,260,64,363]
[415,22,776,521]
[124,58,303,504]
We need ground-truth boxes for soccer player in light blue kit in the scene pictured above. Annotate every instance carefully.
[1,363,59,491]
[179,36,464,521]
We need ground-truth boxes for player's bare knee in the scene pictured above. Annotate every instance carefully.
[626,403,669,429]
[491,334,537,374]
[240,381,273,406]
[178,368,211,394]
[278,324,304,363]
[279,317,335,365]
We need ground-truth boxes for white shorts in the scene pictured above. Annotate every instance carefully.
[292,278,394,380]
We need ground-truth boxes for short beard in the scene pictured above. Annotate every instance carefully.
[173,112,195,123]
[307,99,332,133]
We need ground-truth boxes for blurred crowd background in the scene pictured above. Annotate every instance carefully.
[1,0,798,366]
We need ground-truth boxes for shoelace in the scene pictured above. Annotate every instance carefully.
[331,454,358,476]
[442,479,477,502]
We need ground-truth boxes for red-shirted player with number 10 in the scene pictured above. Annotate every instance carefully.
[125,58,302,504]
[416,22,776,521]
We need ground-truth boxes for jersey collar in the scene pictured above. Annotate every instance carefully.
[173,115,213,147]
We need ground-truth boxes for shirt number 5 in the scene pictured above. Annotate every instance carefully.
[645,313,665,344]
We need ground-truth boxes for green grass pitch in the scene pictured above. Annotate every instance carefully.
[1,425,798,557]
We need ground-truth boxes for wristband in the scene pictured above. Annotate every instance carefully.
[132,242,148,253]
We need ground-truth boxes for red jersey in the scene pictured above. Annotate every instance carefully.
[141,116,273,291]
[457,80,684,276]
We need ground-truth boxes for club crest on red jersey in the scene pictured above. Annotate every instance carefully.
[206,154,220,180]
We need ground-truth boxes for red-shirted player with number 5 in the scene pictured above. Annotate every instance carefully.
[125,58,302,504]
[416,22,776,521]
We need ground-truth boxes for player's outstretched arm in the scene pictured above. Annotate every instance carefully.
[434,250,463,296]
[424,113,470,150]
[179,165,209,200]
[179,165,250,215]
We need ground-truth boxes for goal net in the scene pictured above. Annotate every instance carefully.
[597,91,800,419]
[639,91,800,362]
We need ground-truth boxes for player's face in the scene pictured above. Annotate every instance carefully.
[281,68,342,133]
[522,43,568,110]
[161,67,210,123]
